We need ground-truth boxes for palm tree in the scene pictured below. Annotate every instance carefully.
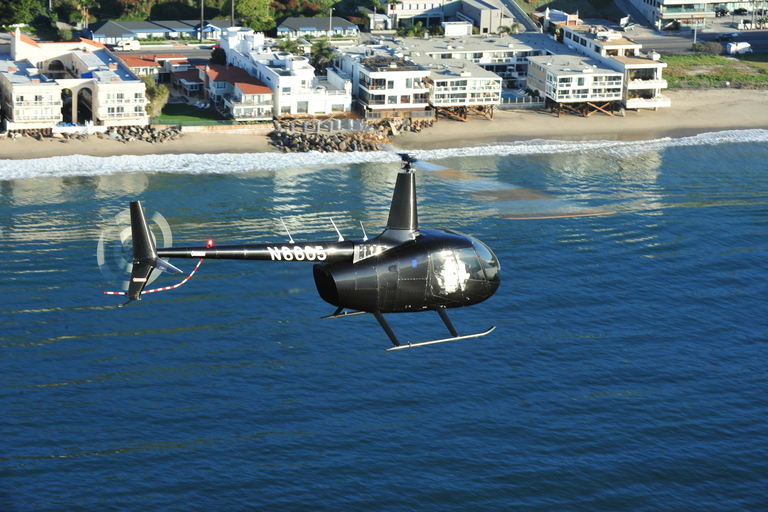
[75,0,99,29]
[369,0,385,30]
[386,0,403,28]
[277,38,304,55]
[499,23,520,35]
[310,40,336,75]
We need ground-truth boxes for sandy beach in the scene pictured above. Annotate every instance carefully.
[1,89,766,160]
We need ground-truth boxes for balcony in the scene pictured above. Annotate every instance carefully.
[227,98,273,107]
[14,100,64,107]
[627,78,668,89]
[12,114,62,121]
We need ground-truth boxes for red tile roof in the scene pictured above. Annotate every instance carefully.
[235,80,271,95]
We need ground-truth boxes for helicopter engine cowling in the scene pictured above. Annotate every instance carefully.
[312,228,501,314]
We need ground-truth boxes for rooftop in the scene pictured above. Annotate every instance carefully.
[528,53,619,77]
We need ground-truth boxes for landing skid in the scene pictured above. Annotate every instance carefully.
[324,307,495,350]
[376,309,495,351]
[385,325,496,351]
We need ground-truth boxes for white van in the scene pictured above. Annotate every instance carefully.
[727,42,752,54]
[115,40,140,51]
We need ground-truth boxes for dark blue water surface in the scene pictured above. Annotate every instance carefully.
[2,133,767,511]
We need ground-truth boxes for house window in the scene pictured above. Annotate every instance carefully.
[400,95,410,103]
[406,78,413,88]
[135,106,144,113]
[388,95,397,104]
[387,80,394,89]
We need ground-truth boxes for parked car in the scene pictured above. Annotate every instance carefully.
[734,8,748,15]
[716,33,738,41]
[622,22,636,31]
[715,8,730,16]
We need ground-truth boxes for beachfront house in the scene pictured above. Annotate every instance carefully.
[198,64,272,121]
[0,28,148,131]
[561,24,670,110]
[527,54,624,116]
[220,27,352,118]
[334,45,433,120]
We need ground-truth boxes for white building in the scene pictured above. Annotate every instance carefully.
[455,0,517,35]
[221,27,352,118]
[561,24,670,110]
[527,54,624,115]
[0,29,148,130]
[334,45,432,119]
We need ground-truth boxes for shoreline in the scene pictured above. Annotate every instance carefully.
[1,89,767,161]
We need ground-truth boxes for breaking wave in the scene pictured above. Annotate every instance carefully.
[2,129,767,181]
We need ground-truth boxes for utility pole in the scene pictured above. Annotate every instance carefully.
[231,0,235,27]
[200,0,204,43]
[329,7,333,39]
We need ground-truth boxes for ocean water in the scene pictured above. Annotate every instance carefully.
[1,130,767,511]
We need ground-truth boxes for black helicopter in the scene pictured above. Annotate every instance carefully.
[105,154,502,350]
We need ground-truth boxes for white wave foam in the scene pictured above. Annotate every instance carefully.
[1,129,766,181]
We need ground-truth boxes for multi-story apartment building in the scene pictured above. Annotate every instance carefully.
[1,28,148,130]
[527,54,624,115]
[221,27,352,118]
[561,24,670,110]
[333,45,432,119]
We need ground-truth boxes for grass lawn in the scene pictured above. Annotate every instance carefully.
[662,53,768,88]
[154,103,232,125]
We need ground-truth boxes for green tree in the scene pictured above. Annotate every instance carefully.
[141,76,169,118]
[396,20,424,37]
[57,27,73,40]
[222,0,274,31]
[0,0,43,27]
[310,40,336,75]
[210,47,227,64]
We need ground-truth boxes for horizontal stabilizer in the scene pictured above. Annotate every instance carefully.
[156,258,183,275]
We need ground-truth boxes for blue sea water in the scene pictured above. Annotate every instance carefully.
[1,130,767,511]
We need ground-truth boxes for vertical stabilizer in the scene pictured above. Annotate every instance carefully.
[386,171,418,232]
[127,201,158,300]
